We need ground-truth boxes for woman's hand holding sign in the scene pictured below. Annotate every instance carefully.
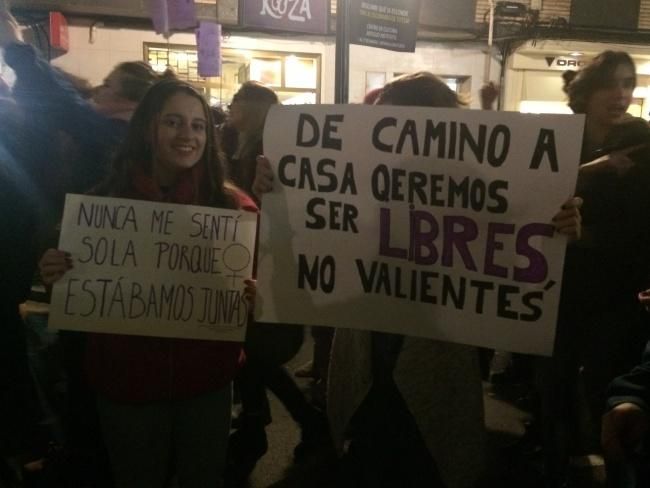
[243,278,257,308]
[39,248,73,287]
[252,155,274,200]
[552,196,583,242]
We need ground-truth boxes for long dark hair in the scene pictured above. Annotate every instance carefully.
[376,72,467,108]
[112,61,163,102]
[563,51,636,114]
[99,79,236,208]
[222,81,279,195]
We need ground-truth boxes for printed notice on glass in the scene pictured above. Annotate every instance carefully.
[349,0,421,52]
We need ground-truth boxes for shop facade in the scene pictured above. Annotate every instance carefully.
[504,39,650,119]
[34,21,491,109]
[47,24,335,107]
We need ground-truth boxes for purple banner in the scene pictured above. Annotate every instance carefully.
[196,21,222,77]
[149,0,198,35]
[242,0,329,35]
[168,0,198,30]
[149,0,169,34]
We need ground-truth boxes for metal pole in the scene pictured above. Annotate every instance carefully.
[335,0,350,104]
[484,0,495,83]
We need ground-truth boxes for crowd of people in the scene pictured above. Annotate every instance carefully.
[1,4,650,488]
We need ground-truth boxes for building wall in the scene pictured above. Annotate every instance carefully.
[539,0,572,21]
[640,2,650,28]
[477,0,650,27]
[49,23,336,101]
[503,39,650,116]
[349,42,496,108]
[476,0,570,24]
[40,23,490,108]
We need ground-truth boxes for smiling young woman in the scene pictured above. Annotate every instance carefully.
[38,79,258,488]
[151,92,208,186]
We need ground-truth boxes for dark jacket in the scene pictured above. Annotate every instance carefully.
[607,342,650,412]
[4,42,127,213]
[0,140,43,459]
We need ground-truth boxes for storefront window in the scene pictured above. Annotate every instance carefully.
[518,101,573,115]
[631,85,649,120]
[441,76,470,96]
[144,43,321,107]
[519,82,649,119]
[365,71,470,97]
[147,45,201,82]
[365,71,386,91]
[285,56,317,89]
[250,58,282,87]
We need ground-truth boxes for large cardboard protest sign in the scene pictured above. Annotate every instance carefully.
[256,105,584,356]
[49,195,257,342]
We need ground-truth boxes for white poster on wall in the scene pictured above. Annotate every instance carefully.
[256,104,584,356]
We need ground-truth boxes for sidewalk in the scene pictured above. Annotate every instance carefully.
[246,338,607,488]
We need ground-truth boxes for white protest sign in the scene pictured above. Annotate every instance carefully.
[256,105,584,356]
[50,195,257,342]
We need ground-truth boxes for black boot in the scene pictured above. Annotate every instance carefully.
[224,418,268,487]
[293,408,332,462]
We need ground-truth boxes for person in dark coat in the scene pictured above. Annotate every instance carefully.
[0,8,163,485]
[603,336,650,487]
[536,51,650,488]
[0,136,46,483]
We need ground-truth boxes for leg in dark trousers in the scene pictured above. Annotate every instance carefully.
[235,323,306,426]
[0,315,47,465]
[60,331,112,487]
[344,332,444,488]
[311,326,334,382]
[348,381,445,488]
[226,323,329,485]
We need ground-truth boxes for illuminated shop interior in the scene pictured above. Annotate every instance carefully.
[145,43,321,107]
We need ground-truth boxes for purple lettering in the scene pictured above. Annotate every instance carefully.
[441,216,478,271]
[378,208,407,259]
[484,223,515,278]
[410,210,439,265]
[514,223,554,283]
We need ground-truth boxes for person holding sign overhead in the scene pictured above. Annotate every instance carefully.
[0,10,174,481]
[39,79,257,488]
[252,71,583,488]
[0,7,163,219]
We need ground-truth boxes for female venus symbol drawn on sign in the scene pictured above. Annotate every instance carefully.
[223,243,251,286]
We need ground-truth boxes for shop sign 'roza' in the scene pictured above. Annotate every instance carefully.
[260,0,313,22]
[242,0,329,34]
